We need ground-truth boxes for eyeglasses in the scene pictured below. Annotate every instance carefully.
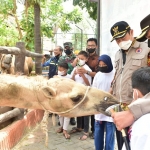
[87,45,96,48]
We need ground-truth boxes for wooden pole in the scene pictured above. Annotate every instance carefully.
[0,108,24,124]
[15,42,26,74]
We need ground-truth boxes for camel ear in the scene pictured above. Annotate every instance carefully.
[42,86,56,98]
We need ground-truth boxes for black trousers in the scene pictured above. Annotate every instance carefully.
[91,115,95,133]
[77,116,89,133]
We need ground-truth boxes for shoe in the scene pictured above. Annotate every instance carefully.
[70,117,76,125]
[90,132,94,139]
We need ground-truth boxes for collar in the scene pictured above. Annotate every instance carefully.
[131,39,140,49]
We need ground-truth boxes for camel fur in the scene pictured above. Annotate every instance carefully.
[0,74,118,117]
[0,54,33,75]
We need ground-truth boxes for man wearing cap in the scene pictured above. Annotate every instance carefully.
[136,14,150,47]
[110,21,150,150]
[111,14,150,140]
[59,42,76,74]
[59,42,76,126]
[42,46,63,78]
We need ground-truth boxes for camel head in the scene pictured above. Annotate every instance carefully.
[0,75,118,117]
[41,77,118,117]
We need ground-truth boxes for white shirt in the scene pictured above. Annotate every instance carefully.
[92,71,114,122]
[130,114,150,150]
[57,74,71,79]
[71,64,92,85]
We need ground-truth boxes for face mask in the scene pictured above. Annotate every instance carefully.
[77,59,86,66]
[97,66,108,73]
[87,48,96,53]
[133,89,139,100]
[65,49,72,55]
[58,70,65,76]
[118,40,132,50]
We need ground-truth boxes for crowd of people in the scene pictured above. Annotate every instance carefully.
[41,14,150,150]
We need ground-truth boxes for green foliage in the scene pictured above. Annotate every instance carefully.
[65,0,97,20]
[23,0,82,50]
[72,33,88,50]
[20,7,35,51]
[0,20,19,46]
[0,0,82,51]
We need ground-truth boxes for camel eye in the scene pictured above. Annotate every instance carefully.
[71,95,83,103]
[104,97,108,101]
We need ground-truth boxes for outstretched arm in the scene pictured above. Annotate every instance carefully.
[112,97,150,130]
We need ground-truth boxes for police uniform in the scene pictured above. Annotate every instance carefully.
[110,21,150,150]
[126,14,150,130]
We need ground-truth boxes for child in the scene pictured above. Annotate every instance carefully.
[122,67,150,150]
[70,50,92,140]
[92,55,115,150]
[56,62,71,139]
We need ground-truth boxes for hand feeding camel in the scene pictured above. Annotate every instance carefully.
[0,74,118,117]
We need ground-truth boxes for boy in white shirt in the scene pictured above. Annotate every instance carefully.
[70,51,92,140]
[122,67,150,150]
[56,62,71,139]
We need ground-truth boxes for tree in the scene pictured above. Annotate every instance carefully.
[64,0,97,20]
[21,0,82,74]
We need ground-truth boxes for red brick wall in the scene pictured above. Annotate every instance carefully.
[0,109,44,150]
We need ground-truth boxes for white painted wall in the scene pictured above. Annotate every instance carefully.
[100,0,150,63]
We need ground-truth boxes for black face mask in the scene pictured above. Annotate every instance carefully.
[97,66,108,73]
[87,48,96,53]
[65,49,72,55]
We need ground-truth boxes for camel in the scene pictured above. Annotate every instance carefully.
[0,74,118,117]
[0,54,33,75]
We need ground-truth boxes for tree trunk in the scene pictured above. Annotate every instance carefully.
[34,3,42,75]
[15,42,26,74]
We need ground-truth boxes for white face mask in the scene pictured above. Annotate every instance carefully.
[118,40,132,50]
[58,70,65,76]
[133,89,139,100]
[78,59,86,66]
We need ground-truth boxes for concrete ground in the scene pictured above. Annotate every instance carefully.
[13,116,118,150]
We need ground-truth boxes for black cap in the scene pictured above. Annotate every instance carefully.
[110,21,130,42]
[63,42,72,48]
[136,14,150,42]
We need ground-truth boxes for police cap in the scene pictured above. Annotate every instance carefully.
[136,14,150,42]
[110,21,130,42]
[63,42,72,48]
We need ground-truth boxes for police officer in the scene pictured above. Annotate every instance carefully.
[42,46,63,78]
[110,21,150,150]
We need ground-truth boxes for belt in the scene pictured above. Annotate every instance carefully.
[95,120,102,124]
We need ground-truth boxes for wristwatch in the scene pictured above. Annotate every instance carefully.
[87,71,90,75]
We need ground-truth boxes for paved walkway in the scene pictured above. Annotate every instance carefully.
[13,116,118,150]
